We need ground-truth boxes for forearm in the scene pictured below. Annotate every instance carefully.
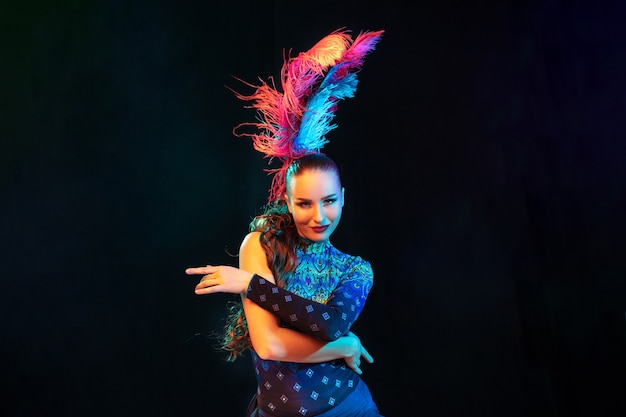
[282,330,359,363]
[255,324,357,363]
[245,273,366,341]
[244,297,354,363]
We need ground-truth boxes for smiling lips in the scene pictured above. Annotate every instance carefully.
[311,225,329,233]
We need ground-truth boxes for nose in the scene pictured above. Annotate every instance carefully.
[313,204,325,224]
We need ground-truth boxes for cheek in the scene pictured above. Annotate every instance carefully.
[292,208,308,223]
[328,205,342,220]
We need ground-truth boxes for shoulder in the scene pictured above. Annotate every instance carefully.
[240,231,262,252]
[329,244,374,279]
[239,231,273,277]
[349,256,374,278]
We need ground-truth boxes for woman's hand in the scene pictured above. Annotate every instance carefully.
[341,331,374,375]
[186,265,254,295]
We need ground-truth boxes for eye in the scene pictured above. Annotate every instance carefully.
[296,202,311,208]
[323,198,337,206]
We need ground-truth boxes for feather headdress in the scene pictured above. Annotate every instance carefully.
[232,28,384,203]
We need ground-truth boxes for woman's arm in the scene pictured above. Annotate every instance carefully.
[187,232,373,372]
[244,261,372,341]
[191,232,373,341]
[238,232,369,366]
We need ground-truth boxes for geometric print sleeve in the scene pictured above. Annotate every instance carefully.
[244,258,374,341]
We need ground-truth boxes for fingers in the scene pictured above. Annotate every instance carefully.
[195,272,221,290]
[185,265,218,275]
[196,272,218,287]
[361,346,374,364]
[196,275,213,286]
[195,285,218,295]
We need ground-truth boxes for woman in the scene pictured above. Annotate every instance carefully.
[185,29,384,417]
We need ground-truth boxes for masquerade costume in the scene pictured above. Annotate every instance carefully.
[233,28,384,417]
[245,240,378,416]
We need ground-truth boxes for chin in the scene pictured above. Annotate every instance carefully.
[299,231,327,242]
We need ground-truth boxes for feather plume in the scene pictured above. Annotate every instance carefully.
[232,29,384,203]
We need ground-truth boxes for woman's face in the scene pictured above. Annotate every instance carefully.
[285,169,344,242]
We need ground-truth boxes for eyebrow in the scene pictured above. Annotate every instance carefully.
[294,194,338,202]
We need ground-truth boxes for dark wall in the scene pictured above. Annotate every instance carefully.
[2,1,625,416]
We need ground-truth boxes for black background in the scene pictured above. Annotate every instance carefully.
[2,1,625,416]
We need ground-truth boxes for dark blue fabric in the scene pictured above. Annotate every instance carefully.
[246,379,383,417]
